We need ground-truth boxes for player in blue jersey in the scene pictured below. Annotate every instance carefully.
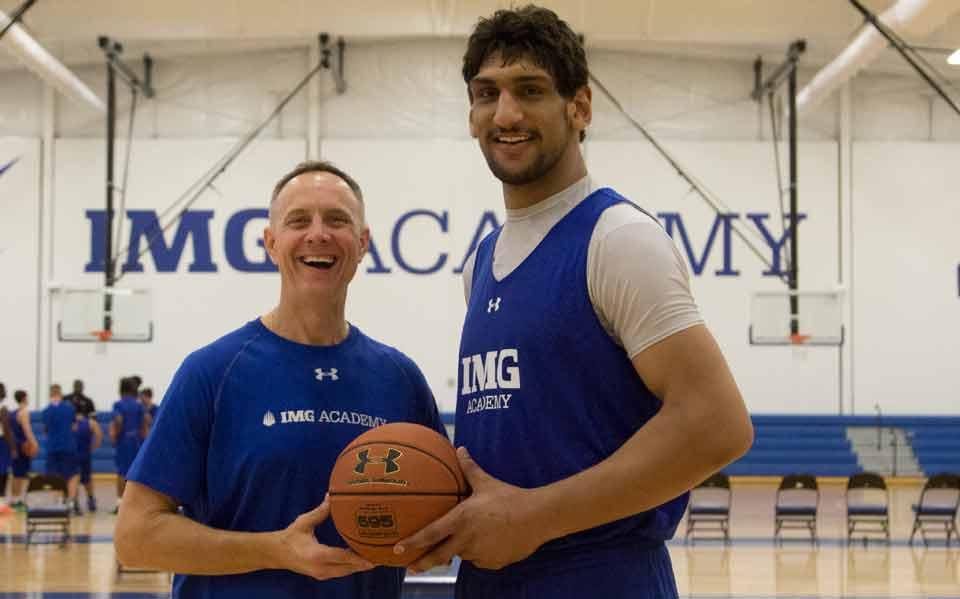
[396,6,754,598]
[0,383,14,511]
[9,389,37,510]
[139,387,158,426]
[115,160,446,599]
[73,405,103,512]
[110,376,150,512]
[42,384,81,511]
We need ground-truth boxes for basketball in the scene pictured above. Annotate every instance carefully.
[328,422,467,566]
[21,439,38,458]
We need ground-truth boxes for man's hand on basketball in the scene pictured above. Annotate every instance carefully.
[276,497,376,581]
[396,447,547,572]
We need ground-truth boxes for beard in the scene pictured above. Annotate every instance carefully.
[481,137,567,186]
[480,114,574,186]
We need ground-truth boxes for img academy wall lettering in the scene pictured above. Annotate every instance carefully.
[84,208,807,279]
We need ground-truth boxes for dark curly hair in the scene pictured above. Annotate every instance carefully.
[462,5,587,100]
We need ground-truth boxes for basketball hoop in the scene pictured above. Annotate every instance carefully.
[93,329,113,342]
[789,333,810,345]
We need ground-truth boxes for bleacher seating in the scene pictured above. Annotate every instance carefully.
[900,417,960,475]
[726,416,860,477]
[22,411,960,477]
[727,415,960,477]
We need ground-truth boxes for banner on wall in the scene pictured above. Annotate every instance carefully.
[50,138,850,414]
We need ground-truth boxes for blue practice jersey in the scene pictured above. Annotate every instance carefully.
[455,188,689,575]
[113,397,144,439]
[43,401,77,454]
[127,319,444,599]
[75,417,93,454]
[11,408,26,446]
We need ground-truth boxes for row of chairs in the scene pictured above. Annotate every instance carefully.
[685,471,960,546]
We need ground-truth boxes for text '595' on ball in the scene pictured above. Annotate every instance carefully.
[328,422,467,566]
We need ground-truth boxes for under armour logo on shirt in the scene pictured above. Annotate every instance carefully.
[487,297,502,313]
[315,368,339,381]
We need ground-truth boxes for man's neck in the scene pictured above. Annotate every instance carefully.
[264,293,350,346]
[502,143,587,210]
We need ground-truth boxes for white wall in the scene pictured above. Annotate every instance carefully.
[48,139,306,411]
[852,143,960,414]
[2,40,958,414]
[0,139,41,403]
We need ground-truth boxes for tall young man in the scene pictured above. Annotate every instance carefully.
[397,6,753,598]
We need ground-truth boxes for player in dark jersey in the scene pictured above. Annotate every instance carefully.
[115,161,445,599]
[64,379,96,418]
[396,6,754,598]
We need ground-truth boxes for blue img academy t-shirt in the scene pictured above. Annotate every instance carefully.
[127,319,444,599]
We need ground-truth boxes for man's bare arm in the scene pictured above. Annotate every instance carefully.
[115,481,374,580]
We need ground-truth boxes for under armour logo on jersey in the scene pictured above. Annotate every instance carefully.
[487,297,502,313]
[354,448,403,474]
[262,411,276,427]
[315,368,339,381]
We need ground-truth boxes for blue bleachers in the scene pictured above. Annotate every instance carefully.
[726,415,960,477]
[19,411,960,477]
[907,424,960,474]
[725,415,860,477]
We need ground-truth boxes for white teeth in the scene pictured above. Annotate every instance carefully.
[302,256,335,264]
[497,135,530,144]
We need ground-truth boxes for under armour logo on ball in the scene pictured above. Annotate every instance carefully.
[315,368,339,381]
[487,297,502,313]
[354,448,402,475]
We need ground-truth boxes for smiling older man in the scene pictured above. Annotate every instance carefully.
[115,161,445,599]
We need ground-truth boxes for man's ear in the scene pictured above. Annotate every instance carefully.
[569,85,592,131]
[263,226,277,263]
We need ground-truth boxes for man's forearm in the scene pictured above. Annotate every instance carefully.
[117,510,285,575]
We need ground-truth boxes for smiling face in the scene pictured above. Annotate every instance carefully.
[265,171,369,302]
[468,53,590,189]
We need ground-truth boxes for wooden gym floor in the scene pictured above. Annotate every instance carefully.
[0,477,957,598]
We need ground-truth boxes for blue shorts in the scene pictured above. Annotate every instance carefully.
[0,441,10,472]
[115,437,141,477]
[455,541,678,599]
[12,456,31,478]
[47,451,80,479]
[77,454,92,484]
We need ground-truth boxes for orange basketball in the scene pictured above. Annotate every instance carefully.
[329,422,466,566]
[21,439,38,458]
